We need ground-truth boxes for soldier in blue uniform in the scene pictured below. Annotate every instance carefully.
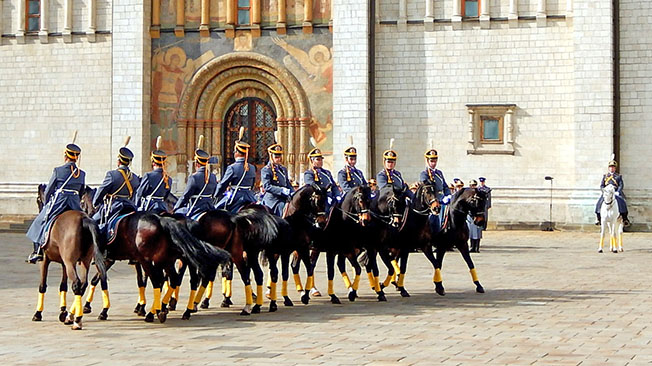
[337,144,367,195]
[419,148,452,234]
[260,141,294,216]
[376,143,412,199]
[214,132,257,213]
[92,137,141,234]
[477,177,492,230]
[595,159,630,226]
[135,136,173,213]
[26,138,86,263]
[304,146,340,210]
[467,179,483,252]
[173,135,218,219]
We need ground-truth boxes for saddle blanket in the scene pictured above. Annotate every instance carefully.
[107,212,135,245]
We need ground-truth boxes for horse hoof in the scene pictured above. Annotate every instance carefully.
[380,284,386,290]
[200,298,210,309]
[435,283,446,296]
[133,303,141,314]
[240,305,252,316]
[98,309,108,321]
[377,292,387,302]
[168,297,177,311]
[391,281,399,290]
[301,293,310,305]
[252,304,262,314]
[221,297,233,308]
[309,288,322,297]
[58,310,68,323]
[476,285,485,294]
[137,307,147,317]
[32,311,42,322]
[330,295,341,304]
[269,301,278,312]
[72,319,82,330]
[158,311,167,323]
[348,289,357,302]
[620,248,624,252]
[612,250,618,254]
[240,310,251,316]
[189,305,198,313]
[399,287,410,297]
[182,310,191,320]
[161,303,169,315]
[265,288,272,300]
[598,249,603,253]
[283,296,294,307]
[83,302,92,314]
[144,312,155,323]
[64,313,75,325]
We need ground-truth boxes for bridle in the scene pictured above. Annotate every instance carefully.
[412,184,439,216]
[306,191,327,228]
[336,190,370,225]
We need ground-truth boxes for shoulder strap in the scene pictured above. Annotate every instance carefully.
[114,169,134,198]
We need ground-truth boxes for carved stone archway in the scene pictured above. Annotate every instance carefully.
[177,52,312,181]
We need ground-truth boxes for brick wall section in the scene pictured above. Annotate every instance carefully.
[332,0,371,175]
[112,0,151,174]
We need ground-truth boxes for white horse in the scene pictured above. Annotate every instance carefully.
[598,184,623,253]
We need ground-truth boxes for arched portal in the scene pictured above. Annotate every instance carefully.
[177,52,311,182]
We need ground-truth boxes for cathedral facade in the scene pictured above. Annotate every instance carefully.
[1,0,650,229]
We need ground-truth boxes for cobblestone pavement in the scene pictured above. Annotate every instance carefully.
[1,231,652,365]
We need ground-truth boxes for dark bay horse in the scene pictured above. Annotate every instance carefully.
[33,184,107,330]
[431,187,487,296]
[80,186,231,323]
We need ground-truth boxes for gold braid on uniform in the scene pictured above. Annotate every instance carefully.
[70,165,80,179]
[270,161,278,181]
[427,168,434,181]
[204,167,209,184]
[346,166,352,182]
[313,168,320,182]
[385,168,393,184]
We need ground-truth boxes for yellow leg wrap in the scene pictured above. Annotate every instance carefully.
[138,287,146,305]
[245,285,253,305]
[267,275,272,288]
[342,272,352,289]
[102,290,111,309]
[352,275,360,291]
[434,268,442,283]
[397,273,405,288]
[150,288,161,314]
[392,260,401,276]
[281,280,289,297]
[256,285,264,306]
[36,292,45,312]
[367,272,375,289]
[173,286,180,300]
[611,237,616,248]
[374,276,381,293]
[294,274,303,291]
[470,268,479,282]
[85,286,95,303]
[221,277,227,295]
[305,276,314,291]
[270,282,278,301]
[186,290,197,310]
[195,286,207,305]
[382,275,392,288]
[619,234,623,249]
[60,291,67,308]
[225,279,233,298]
[206,281,214,299]
[599,237,605,249]
[73,295,83,317]
[162,281,169,295]
[327,280,334,295]
[162,285,175,304]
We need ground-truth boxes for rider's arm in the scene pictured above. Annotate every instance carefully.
[134,172,150,204]
[173,175,195,210]
[376,171,387,189]
[214,165,234,198]
[43,168,58,203]
[262,166,286,197]
[304,170,315,185]
[92,171,114,207]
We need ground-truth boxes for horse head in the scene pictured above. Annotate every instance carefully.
[602,184,616,204]
[414,182,441,215]
[36,184,47,212]
[375,185,406,228]
[286,183,328,229]
[342,185,372,226]
[456,188,487,226]
[80,185,98,217]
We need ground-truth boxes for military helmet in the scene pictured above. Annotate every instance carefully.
[268,143,283,155]
[308,147,323,159]
[235,126,250,154]
[608,160,618,167]
[424,149,438,159]
[383,138,397,161]
[194,135,209,166]
[151,136,167,165]
[118,136,134,166]
[65,131,81,161]
[345,136,357,157]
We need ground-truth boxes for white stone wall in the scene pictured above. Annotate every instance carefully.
[620,0,652,222]
[332,0,371,175]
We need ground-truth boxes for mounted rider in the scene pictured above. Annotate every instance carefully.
[92,136,141,235]
[304,139,340,211]
[173,135,218,219]
[260,132,294,216]
[595,159,630,226]
[376,138,412,200]
[26,132,86,263]
[477,177,492,230]
[419,147,451,234]
[135,136,173,213]
[337,136,367,195]
[214,127,257,213]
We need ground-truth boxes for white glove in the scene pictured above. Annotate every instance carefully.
[281,187,291,196]
[615,191,620,196]
[327,197,333,205]
[442,195,452,204]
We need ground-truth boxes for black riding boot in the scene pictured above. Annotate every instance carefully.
[622,213,631,227]
[595,213,601,226]
[27,242,43,264]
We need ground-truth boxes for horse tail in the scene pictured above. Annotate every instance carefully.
[231,208,278,246]
[83,216,107,282]
[158,216,231,278]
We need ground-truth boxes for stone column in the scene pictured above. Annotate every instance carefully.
[452,0,462,30]
[398,0,407,30]
[87,0,97,42]
[303,0,313,33]
[424,0,434,31]
[151,0,161,38]
[226,0,235,38]
[480,0,490,28]
[63,0,73,42]
[38,0,48,43]
[112,0,152,173]
[175,0,185,37]
[537,0,546,27]
[333,0,371,176]
[252,0,261,36]
[276,0,287,34]
[508,0,518,27]
[200,0,210,36]
[16,0,25,43]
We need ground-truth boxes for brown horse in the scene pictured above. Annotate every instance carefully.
[33,184,107,330]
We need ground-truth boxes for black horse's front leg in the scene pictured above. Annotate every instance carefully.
[456,240,485,293]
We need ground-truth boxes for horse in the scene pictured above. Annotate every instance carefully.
[599,184,624,253]
[379,182,441,298]
[80,186,231,323]
[33,184,107,330]
[309,185,372,303]
[430,187,488,296]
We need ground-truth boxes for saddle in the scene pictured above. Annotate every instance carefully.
[106,212,135,245]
